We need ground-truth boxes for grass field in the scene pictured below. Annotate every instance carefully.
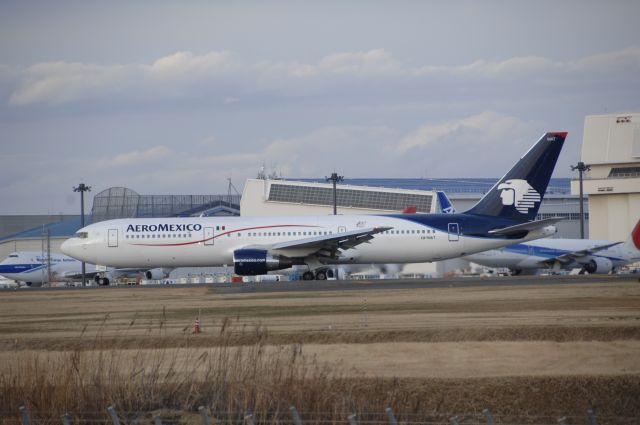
[1,279,639,423]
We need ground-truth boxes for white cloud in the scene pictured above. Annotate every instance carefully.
[149,51,233,80]
[7,47,640,106]
[96,146,171,168]
[397,111,532,154]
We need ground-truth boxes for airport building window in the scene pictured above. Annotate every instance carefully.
[268,183,433,212]
[609,166,640,178]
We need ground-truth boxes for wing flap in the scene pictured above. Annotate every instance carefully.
[271,226,391,258]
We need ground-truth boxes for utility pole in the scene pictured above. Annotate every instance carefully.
[73,183,91,286]
[325,172,343,215]
[570,162,590,239]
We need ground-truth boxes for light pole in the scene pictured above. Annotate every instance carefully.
[73,183,91,286]
[570,162,590,239]
[325,172,343,215]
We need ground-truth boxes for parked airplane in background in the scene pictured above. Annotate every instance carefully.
[0,252,172,286]
[464,219,640,275]
[436,191,456,214]
[62,132,567,281]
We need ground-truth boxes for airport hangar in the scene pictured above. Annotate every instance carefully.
[571,113,640,242]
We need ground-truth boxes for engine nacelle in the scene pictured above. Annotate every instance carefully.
[144,268,172,280]
[583,257,613,274]
[233,249,293,276]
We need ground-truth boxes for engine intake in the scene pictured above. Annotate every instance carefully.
[144,268,172,280]
[583,257,613,274]
[233,249,293,276]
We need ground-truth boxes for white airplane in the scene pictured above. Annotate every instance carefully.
[62,132,567,281]
[0,251,172,286]
[464,219,640,275]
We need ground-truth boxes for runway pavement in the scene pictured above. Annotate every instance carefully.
[3,273,638,293]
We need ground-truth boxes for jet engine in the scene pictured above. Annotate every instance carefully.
[233,249,293,276]
[144,268,172,280]
[583,257,613,274]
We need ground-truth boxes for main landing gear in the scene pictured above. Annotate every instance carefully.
[301,269,334,281]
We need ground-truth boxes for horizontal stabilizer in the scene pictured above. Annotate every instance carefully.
[488,218,563,236]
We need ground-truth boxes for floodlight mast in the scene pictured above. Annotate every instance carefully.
[73,183,91,286]
[325,172,344,215]
[570,162,590,239]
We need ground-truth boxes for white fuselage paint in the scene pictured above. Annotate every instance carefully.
[62,215,555,269]
[0,251,98,284]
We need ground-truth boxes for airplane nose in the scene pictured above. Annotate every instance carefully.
[60,239,77,257]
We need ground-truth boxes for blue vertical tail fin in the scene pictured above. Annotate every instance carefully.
[466,132,567,221]
[436,191,456,214]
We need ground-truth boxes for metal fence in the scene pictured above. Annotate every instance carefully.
[13,405,622,425]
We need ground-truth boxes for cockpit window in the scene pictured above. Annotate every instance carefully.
[8,254,18,258]
[74,232,89,239]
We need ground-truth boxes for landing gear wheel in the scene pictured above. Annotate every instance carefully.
[315,270,327,280]
[302,271,315,281]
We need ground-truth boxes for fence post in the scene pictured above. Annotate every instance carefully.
[289,406,304,425]
[482,409,495,425]
[62,413,73,425]
[587,409,598,425]
[19,406,32,425]
[557,417,568,425]
[107,406,121,425]
[449,416,460,425]
[348,413,359,425]
[385,408,398,425]
[244,413,256,425]
[153,415,163,425]
[198,406,212,425]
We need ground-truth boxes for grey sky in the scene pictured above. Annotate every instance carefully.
[1,0,639,214]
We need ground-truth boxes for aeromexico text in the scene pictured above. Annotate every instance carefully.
[126,224,203,233]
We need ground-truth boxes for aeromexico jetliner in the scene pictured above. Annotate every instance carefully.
[62,132,567,281]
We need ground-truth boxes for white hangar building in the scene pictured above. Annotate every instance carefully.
[572,113,640,241]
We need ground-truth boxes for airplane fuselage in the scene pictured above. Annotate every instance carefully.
[0,252,96,284]
[63,214,556,269]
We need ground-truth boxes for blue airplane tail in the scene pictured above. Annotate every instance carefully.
[436,191,456,214]
[466,132,567,222]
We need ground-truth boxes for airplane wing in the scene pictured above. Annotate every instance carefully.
[268,226,392,259]
[537,241,623,267]
[488,218,563,237]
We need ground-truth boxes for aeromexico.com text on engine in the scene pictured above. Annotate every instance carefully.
[126,224,203,233]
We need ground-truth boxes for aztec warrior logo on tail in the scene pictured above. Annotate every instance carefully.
[498,179,541,214]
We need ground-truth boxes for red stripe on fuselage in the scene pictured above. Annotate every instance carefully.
[129,224,322,247]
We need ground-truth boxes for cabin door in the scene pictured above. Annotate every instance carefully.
[447,223,459,242]
[108,229,118,247]
[204,227,215,246]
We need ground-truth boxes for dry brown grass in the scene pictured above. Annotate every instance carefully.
[1,281,639,424]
